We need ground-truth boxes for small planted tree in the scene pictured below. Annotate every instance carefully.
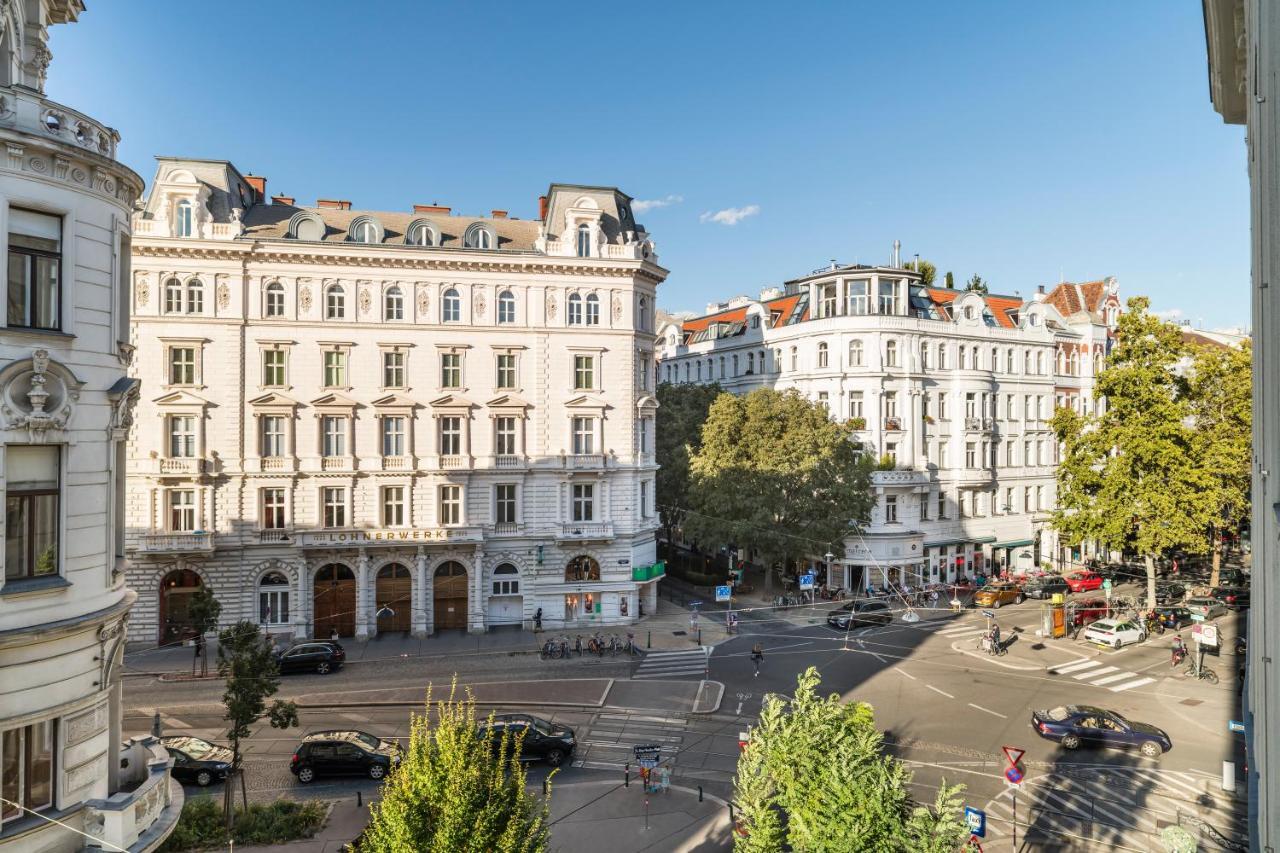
[965,274,988,295]
[187,585,221,676]
[217,621,298,826]
[362,684,551,852]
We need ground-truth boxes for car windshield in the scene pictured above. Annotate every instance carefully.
[166,737,217,760]
[353,732,380,749]
[1044,706,1073,722]
[529,717,554,736]
[1091,623,1116,632]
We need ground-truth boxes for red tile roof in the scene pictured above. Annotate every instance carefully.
[1044,280,1110,317]
[924,288,1021,328]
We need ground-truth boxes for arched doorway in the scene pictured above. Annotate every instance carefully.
[375,563,411,633]
[486,563,522,628]
[313,564,356,638]
[159,569,203,644]
[433,561,468,631]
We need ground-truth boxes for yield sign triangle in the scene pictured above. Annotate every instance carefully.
[1001,746,1025,768]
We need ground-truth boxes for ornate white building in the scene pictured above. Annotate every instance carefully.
[657,253,1119,589]
[126,160,667,643]
[0,2,179,851]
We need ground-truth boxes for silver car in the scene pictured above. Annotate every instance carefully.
[1185,597,1227,620]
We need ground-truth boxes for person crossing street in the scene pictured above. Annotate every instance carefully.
[751,642,764,677]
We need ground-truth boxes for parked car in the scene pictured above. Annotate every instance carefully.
[1153,606,1194,630]
[826,599,893,630]
[1082,618,1147,649]
[276,642,346,675]
[973,582,1024,609]
[1155,582,1188,605]
[1064,571,1103,593]
[478,714,576,767]
[1211,587,1251,611]
[1096,564,1145,585]
[1185,597,1228,621]
[1069,598,1110,628]
[1031,705,1171,759]
[289,731,402,783]
[1023,575,1070,600]
[160,736,232,787]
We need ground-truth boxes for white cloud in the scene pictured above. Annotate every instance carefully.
[699,204,760,226]
[631,194,683,213]
[1153,308,1184,321]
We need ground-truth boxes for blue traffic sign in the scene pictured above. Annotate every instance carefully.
[715,585,732,602]
[964,806,986,838]
[799,573,815,590]
[1005,766,1023,785]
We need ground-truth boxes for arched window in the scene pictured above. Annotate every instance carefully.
[1069,351,1080,375]
[817,342,829,368]
[442,288,461,323]
[325,284,345,319]
[683,363,690,382]
[1006,348,1015,373]
[497,290,516,324]
[492,563,519,595]
[407,222,436,246]
[565,555,600,582]
[719,356,726,378]
[264,282,285,317]
[885,340,898,367]
[1057,350,1066,374]
[466,225,494,249]
[638,296,648,331]
[175,199,193,237]
[920,341,930,370]
[696,361,702,381]
[585,293,600,325]
[747,352,755,374]
[185,279,203,314]
[382,286,403,321]
[732,354,739,375]
[352,220,378,244]
[258,572,290,626]
[164,277,183,313]
[990,348,999,371]
[568,293,583,325]
[292,213,325,242]
[774,349,782,372]
[576,223,591,257]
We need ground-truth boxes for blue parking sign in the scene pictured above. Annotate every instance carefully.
[799,573,815,590]
[964,806,985,838]
[715,585,731,602]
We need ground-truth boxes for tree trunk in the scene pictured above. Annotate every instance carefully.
[1144,553,1157,612]
[223,768,234,830]
[1210,527,1222,589]
[240,767,249,810]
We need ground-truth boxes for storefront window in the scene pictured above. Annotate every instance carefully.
[565,555,600,582]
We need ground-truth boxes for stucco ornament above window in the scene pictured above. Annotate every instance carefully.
[1,349,83,441]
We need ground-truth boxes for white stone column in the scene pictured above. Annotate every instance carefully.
[469,545,486,634]
[412,547,429,637]
[355,549,372,640]
[899,388,917,468]
[293,561,310,640]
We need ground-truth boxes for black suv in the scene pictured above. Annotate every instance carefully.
[289,731,401,783]
[478,714,576,767]
[826,599,892,630]
[1022,575,1070,600]
[276,642,346,675]
[160,736,232,787]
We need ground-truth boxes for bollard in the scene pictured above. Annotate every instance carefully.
[357,791,362,808]
[625,763,630,787]
[647,631,651,649]
[697,627,702,645]
[698,785,703,802]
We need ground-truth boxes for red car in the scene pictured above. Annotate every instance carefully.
[1070,597,1109,627]
[1066,571,1103,593]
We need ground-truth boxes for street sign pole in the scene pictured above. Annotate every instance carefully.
[1011,789,1016,850]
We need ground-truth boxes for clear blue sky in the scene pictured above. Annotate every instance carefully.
[51,1,1249,329]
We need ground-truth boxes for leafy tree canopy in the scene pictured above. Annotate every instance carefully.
[909,258,937,287]
[944,271,955,289]
[964,274,988,295]
[655,381,724,538]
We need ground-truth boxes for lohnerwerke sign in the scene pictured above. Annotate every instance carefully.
[296,528,481,548]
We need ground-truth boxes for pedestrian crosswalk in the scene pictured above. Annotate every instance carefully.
[931,623,987,639]
[1047,658,1156,693]
[633,648,708,680]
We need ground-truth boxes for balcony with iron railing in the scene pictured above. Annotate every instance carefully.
[132,532,215,554]
[557,521,615,541]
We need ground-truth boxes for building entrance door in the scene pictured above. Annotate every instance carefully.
[375,563,411,633]
[159,569,204,644]
[433,561,468,630]
[313,564,356,638]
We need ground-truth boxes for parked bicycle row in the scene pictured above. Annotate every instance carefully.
[539,632,641,659]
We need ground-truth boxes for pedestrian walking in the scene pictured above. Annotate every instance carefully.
[328,627,339,643]
[751,642,764,677]
[658,763,671,793]
[534,607,543,632]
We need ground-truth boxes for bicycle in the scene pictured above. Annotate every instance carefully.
[976,632,1008,657]
[1186,662,1220,685]
[541,636,568,660]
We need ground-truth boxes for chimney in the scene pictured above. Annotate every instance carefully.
[270,194,295,206]
[829,259,838,271]
[243,175,266,201]
[491,209,508,219]
[538,195,549,220]
[891,239,901,268]
[413,204,451,215]
[1038,285,1046,294]
[317,199,352,210]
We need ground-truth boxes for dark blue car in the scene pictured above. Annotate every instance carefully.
[1031,705,1171,759]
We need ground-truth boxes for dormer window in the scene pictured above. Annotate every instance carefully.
[576,224,591,257]
[325,284,345,319]
[442,288,461,323]
[964,305,975,320]
[350,218,381,244]
[406,221,437,247]
[175,199,193,237]
[289,211,325,241]
[464,223,495,250]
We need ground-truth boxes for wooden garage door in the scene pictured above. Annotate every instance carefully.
[376,563,412,633]
[314,564,356,638]
[434,561,468,630]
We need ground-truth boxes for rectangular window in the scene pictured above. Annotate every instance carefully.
[4,446,59,581]
[883,391,898,419]
[939,442,949,469]
[574,354,595,390]
[259,584,289,625]
[1005,394,1015,420]
[959,346,968,370]
[168,415,197,458]
[846,279,869,315]
[965,392,976,419]
[1036,395,1046,421]
[381,416,405,457]
[323,487,346,528]
[496,354,517,390]
[572,417,595,454]
[1006,487,1015,514]
[382,486,405,527]
[937,490,947,519]
[640,481,649,517]
[439,416,462,456]
[965,442,976,468]
[849,392,863,420]
[262,349,286,387]
[495,484,517,524]
[0,720,55,825]
[495,416,517,456]
[383,351,405,388]
[1024,440,1033,466]
[169,347,196,385]
[168,489,196,532]
[1036,439,1044,466]
[817,391,829,411]
[441,353,462,388]
[7,208,61,331]
[321,416,346,457]
[261,416,285,458]
[323,351,346,388]
[1023,487,1032,513]
[938,392,949,421]
[438,485,461,525]
[1023,395,1033,420]
[262,488,286,529]
[884,442,897,465]
[1036,485,1044,511]
[877,278,898,314]
[572,483,595,521]
[884,494,898,523]
[1005,440,1015,467]
[920,491,930,520]
[820,284,837,318]
[638,418,650,454]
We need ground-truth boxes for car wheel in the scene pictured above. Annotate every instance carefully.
[369,763,386,780]
[1138,632,1147,643]
[1016,595,1025,605]
[195,770,213,787]
[994,599,1002,609]
[297,766,315,784]
[544,749,566,767]
[1114,639,1122,650]
[1061,734,1081,750]
[316,661,331,675]
[1140,740,1162,759]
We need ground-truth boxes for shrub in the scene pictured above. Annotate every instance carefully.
[159,797,327,852]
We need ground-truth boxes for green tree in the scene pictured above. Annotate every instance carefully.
[909,258,937,287]
[733,668,966,852]
[944,271,954,289]
[1185,339,1252,586]
[965,274,988,295]
[1050,297,1216,608]
[682,389,875,591]
[217,622,299,826]
[187,585,221,677]
[655,381,723,549]
[361,684,550,852]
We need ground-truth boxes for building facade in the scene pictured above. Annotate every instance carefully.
[126,161,667,643]
[0,2,179,851]
[657,254,1118,590]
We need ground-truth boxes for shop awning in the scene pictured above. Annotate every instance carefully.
[994,539,1035,548]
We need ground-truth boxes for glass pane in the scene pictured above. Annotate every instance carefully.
[33,257,58,329]
[7,253,26,325]
[31,494,57,575]
[7,446,58,489]
[27,721,52,809]
[5,497,27,579]
[1,727,19,820]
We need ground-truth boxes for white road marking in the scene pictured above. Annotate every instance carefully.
[926,685,955,699]
[1090,671,1139,685]
[968,703,1007,719]
[1073,665,1118,680]
[1048,659,1101,675]
[1108,676,1155,692]
[894,667,917,680]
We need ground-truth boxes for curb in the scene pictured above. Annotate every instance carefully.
[296,678,615,711]
[692,680,725,715]
[949,640,1041,671]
